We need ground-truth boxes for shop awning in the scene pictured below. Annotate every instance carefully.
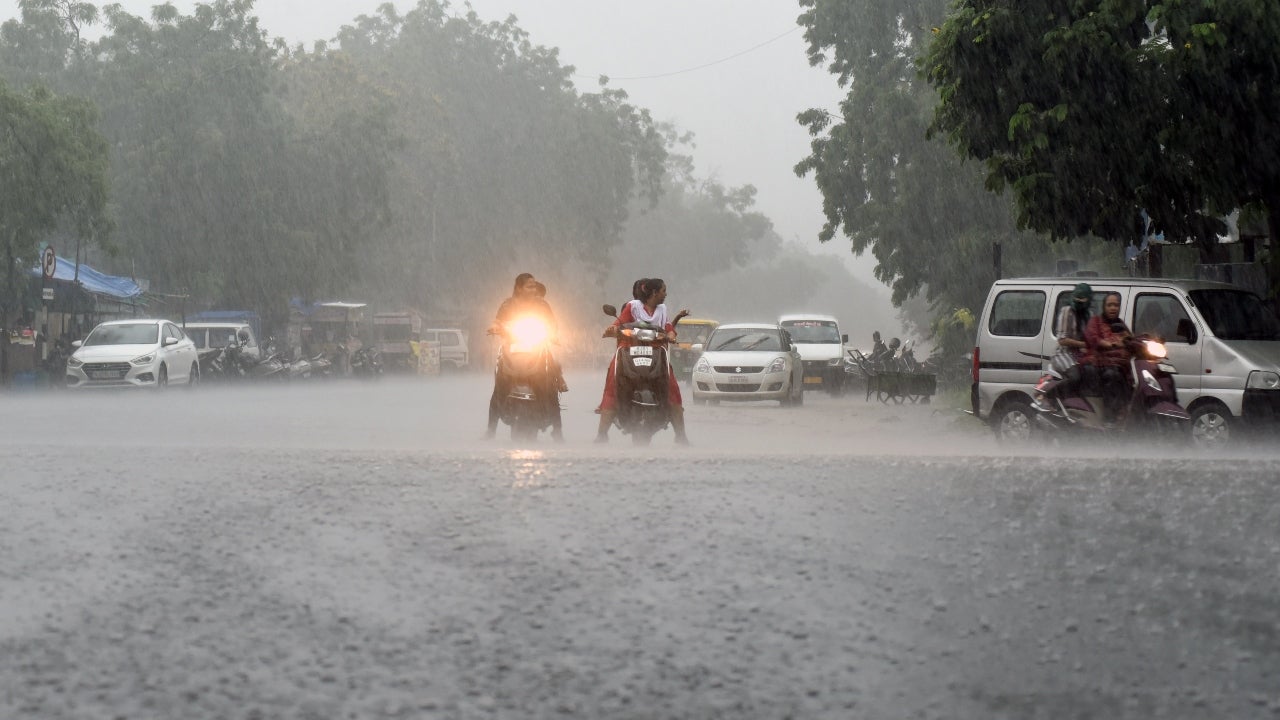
[31,255,143,300]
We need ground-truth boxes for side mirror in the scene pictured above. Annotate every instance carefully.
[602,304,618,318]
[72,340,83,348]
[842,333,849,344]
[1176,318,1197,344]
[163,336,179,347]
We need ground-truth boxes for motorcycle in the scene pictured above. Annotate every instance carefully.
[351,346,384,378]
[489,315,560,441]
[1033,332,1190,436]
[602,304,675,445]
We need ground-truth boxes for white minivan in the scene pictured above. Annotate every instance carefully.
[972,277,1280,447]
[779,314,849,395]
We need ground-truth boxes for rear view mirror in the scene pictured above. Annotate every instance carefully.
[603,304,618,318]
[1176,318,1197,344]
[72,340,82,348]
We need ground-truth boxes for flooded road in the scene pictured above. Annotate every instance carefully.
[2,373,1278,718]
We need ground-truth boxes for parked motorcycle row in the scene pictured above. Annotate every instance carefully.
[198,332,383,383]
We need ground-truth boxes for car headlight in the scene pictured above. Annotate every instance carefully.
[694,357,711,374]
[767,357,787,373]
[826,357,843,366]
[1247,370,1280,390]
[67,356,83,368]
[131,353,156,366]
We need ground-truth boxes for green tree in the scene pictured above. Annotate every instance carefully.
[795,0,1086,318]
[0,79,108,378]
[924,0,1280,292]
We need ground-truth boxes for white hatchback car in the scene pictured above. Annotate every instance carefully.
[65,319,200,389]
[690,323,805,406]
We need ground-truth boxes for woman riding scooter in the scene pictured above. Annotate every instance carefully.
[595,278,690,444]
[1085,291,1132,426]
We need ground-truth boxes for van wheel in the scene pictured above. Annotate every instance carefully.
[1189,402,1232,449]
[992,400,1035,442]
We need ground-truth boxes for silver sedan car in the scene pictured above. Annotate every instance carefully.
[690,323,804,406]
[65,319,200,389]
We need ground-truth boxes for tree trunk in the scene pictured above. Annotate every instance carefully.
[1267,193,1280,305]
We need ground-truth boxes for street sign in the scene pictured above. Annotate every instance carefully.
[42,288,55,301]
[41,246,56,279]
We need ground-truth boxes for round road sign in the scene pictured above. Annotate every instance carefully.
[41,246,57,279]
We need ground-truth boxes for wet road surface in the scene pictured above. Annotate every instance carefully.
[2,373,1278,719]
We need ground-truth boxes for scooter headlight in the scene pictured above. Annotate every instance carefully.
[508,316,550,352]
[1143,339,1167,360]
[1247,370,1280,390]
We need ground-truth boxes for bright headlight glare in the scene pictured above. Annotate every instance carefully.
[67,356,83,368]
[508,316,550,348]
[1247,370,1280,390]
[131,353,155,365]
[768,357,787,373]
[1143,339,1167,359]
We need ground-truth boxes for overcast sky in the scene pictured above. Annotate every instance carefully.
[5,0,880,284]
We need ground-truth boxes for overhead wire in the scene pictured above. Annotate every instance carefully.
[574,25,802,82]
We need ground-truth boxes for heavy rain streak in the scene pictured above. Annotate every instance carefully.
[2,1,1279,718]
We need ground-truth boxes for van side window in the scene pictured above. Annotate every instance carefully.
[1134,293,1193,343]
[440,333,458,347]
[1053,291,1107,318]
[988,291,1046,337]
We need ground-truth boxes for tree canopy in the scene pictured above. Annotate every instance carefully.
[794,0,1097,317]
[924,0,1280,293]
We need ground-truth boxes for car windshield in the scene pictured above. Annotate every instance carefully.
[1189,289,1280,341]
[780,320,840,343]
[84,323,159,346]
[708,329,783,352]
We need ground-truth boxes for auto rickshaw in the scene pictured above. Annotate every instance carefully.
[670,318,719,380]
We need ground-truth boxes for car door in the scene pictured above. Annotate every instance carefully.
[166,323,194,382]
[1131,290,1202,403]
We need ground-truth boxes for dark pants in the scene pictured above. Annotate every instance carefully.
[1097,365,1128,419]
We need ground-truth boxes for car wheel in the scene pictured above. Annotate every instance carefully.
[793,384,804,406]
[156,364,168,391]
[992,399,1035,443]
[188,362,200,389]
[1189,402,1232,450]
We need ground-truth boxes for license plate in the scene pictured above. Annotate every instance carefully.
[803,376,823,384]
[91,370,123,380]
[632,357,653,367]
[629,346,654,356]
[727,375,749,384]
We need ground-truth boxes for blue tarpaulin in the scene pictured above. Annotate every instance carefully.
[31,255,143,300]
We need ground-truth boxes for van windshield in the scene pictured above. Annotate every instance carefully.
[780,320,840,343]
[1189,289,1280,341]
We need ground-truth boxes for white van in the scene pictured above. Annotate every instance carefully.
[422,328,469,371]
[973,277,1280,446]
[779,314,849,394]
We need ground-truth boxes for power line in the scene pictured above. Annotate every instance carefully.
[576,25,802,82]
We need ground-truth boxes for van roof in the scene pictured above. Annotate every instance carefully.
[779,313,840,323]
[992,276,1246,293]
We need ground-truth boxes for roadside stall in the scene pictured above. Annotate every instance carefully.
[373,310,424,373]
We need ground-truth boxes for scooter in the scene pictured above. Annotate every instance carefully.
[490,316,559,441]
[1033,333,1190,436]
[603,304,674,445]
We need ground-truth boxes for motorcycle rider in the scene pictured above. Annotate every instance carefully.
[1036,282,1095,410]
[595,278,690,445]
[1085,291,1132,425]
[533,281,569,394]
[869,331,889,366]
[485,273,564,441]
